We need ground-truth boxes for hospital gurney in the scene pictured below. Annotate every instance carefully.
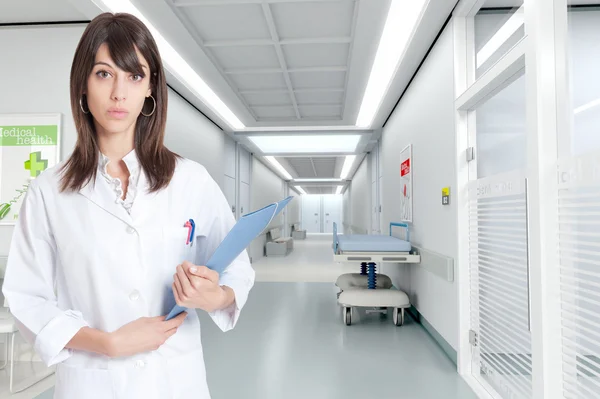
[332,222,420,326]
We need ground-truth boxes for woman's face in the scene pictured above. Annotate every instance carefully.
[86,43,152,135]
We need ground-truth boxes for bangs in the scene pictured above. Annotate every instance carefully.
[103,21,149,76]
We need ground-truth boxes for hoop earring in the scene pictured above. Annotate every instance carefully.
[79,96,90,114]
[142,95,156,117]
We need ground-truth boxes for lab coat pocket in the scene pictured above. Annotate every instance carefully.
[165,227,196,264]
[54,363,115,399]
[166,348,210,399]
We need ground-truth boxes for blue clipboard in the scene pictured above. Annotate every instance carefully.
[165,196,293,320]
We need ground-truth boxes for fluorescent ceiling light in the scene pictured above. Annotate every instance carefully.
[356,0,428,128]
[336,186,343,195]
[293,178,343,182]
[249,135,360,154]
[340,155,356,179]
[295,186,307,195]
[265,156,292,180]
[92,0,244,130]
[574,98,600,115]
[239,125,364,132]
[476,5,524,68]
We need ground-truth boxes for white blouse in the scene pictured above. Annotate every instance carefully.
[98,150,140,213]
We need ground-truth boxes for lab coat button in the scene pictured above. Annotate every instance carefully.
[126,226,136,234]
[129,290,140,301]
[135,360,145,368]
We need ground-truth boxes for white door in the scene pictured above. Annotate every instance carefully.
[371,181,380,234]
[240,182,250,217]
[223,175,236,216]
[323,195,342,234]
[467,74,532,397]
[378,176,383,234]
[302,195,321,233]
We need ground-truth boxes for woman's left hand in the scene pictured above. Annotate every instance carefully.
[172,261,233,313]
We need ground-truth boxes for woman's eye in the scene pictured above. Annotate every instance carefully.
[131,74,143,82]
[96,70,111,79]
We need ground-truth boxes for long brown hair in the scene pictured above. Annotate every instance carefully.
[60,12,179,193]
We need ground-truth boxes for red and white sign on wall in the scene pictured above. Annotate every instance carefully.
[399,144,412,223]
[401,158,410,177]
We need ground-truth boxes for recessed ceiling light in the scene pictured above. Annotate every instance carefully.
[295,186,307,195]
[340,155,356,179]
[238,125,364,132]
[476,5,524,69]
[356,0,428,128]
[248,135,360,154]
[91,0,244,130]
[293,178,344,182]
[265,156,292,180]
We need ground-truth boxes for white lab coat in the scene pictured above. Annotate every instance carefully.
[2,155,255,399]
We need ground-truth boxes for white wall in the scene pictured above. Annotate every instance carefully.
[286,187,301,234]
[238,145,251,220]
[164,92,231,188]
[349,156,370,234]
[0,24,232,257]
[342,185,351,233]
[248,157,284,262]
[380,22,458,349]
[216,129,237,211]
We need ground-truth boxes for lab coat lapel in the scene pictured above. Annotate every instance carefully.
[79,171,133,226]
[129,168,164,225]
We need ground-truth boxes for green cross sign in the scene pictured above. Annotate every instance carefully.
[24,151,48,177]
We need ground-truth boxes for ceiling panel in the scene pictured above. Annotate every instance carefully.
[301,185,341,195]
[299,105,342,118]
[295,91,344,104]
[230,73,288,90]
[183,4,270,41]
[282,43,349,69]
[252,106,297,119]
[285,156,341,178]
[286,157,314,177]
[312,157,337,176]
[242,92,292,106]
[210,45,280,69]
[270,1,354,39]
[168,0,373,124]
[290,71,346,89]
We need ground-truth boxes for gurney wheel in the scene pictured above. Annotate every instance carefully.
[344,307,352,326]
[393,308,404,326]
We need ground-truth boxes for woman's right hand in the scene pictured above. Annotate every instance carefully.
[106,312,188,358]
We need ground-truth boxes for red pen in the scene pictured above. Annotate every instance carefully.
[184,221,192,245]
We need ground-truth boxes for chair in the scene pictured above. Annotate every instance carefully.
[291,223,306,240]
[265,228,293,256]
[0,310,53,393]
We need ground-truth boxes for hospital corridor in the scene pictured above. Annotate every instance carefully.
[0,0,597,398]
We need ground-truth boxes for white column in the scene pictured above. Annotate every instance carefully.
[524,0,567,397]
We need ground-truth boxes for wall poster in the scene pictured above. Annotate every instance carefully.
[0,113,61,225]
[399,144,412,223]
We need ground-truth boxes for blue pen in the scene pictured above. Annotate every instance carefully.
[189,219,195,246]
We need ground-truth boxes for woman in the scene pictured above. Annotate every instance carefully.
[2,12,255,399]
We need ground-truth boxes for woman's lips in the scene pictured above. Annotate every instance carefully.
[107,109,129,119]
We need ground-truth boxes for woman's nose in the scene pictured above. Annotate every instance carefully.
[111,79,127,102]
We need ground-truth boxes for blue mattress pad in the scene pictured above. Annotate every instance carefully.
[336,234,412,252]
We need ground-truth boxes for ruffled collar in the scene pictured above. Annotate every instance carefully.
[98,149,140,213]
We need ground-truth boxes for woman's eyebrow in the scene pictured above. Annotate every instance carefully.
[94,61,149,71]
[93,61,115,68]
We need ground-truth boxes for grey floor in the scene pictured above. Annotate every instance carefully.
[32,281,476,399]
